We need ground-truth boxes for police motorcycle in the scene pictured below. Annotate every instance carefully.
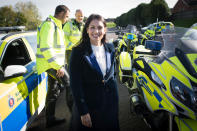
[117,33,138,87]
[113,31,124,49]
[138,24,156,46]
[138,29,155,46]
[127,26,197,131]
[144,29,155,40]
[137,33,149,45]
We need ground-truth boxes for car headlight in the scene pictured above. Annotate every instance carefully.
[170,77,197,112]
[151,71,163,86]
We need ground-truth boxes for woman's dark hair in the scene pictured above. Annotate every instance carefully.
[55,5,70,15]
[78,14,107,48]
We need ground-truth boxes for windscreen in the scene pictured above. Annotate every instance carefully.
[152,27,197,63]
[161,27,197,54]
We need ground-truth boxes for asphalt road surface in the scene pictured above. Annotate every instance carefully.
[27,32,152,131]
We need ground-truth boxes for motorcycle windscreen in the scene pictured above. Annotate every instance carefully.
[153,27,197,64]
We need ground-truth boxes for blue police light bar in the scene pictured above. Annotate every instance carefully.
[127,34,134,40]
[0,26,25,33]
[145,40,162,51]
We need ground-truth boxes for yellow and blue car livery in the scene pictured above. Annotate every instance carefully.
[142,21,174,35]
[0,32,47,131]
[156,22,174,33]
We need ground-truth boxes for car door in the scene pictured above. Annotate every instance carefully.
[22,33,48,119]
[0,33,47,131]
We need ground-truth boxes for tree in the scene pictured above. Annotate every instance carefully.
[150,0,171,21]
[0,6,16,27]
[15,1,41,30]
[15,12,27,26]
[115,0,171,27]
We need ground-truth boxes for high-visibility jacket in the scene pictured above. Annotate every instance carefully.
[63,20,84,50]
[36,15,65,75]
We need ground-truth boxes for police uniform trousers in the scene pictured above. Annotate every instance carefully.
[66,50,72,70]
[45,68,73,122]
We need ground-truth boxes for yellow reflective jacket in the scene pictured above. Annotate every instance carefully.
[36,15,65,74]
[63,20,84,50]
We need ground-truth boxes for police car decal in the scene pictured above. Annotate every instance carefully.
[8,95,15,108]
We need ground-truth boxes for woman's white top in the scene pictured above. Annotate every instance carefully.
[91,44,106,76]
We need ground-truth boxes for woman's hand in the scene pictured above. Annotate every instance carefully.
[81,113,92,128]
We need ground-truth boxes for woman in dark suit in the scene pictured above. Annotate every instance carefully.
[69,14,119,131]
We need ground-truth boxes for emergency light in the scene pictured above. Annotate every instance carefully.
[145,40,162,51]
[127,34,134,40]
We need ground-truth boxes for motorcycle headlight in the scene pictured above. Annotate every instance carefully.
[170,77,197,112]
[151,71,163,86]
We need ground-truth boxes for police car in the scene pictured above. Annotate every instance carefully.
[0,27,47,131]
[142,21,174,33]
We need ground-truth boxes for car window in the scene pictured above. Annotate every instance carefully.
[148,25,154,30]
[166,23,170,26]
[24,34,37,54]
[1,39,31,70]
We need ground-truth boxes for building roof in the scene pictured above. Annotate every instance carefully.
[172,0,197,13]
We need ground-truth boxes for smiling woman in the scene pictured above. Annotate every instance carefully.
[69,14,119,131]
[87,18,106,46]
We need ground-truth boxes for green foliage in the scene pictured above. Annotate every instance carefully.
[173,18,197,28]
[106,22,116,28]
[150,0,171,20]
[116,13,128,27]
[115,0,171,27]
[0,6,16,26]
[15,12,27,25]
[0,6,27,27]
[15,1,41,30]
[0,1,41,30]
[83,17,88,22]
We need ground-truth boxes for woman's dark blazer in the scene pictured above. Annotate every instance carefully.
[69,42,119,129]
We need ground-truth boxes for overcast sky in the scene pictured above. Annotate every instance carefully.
[0,0,178,20]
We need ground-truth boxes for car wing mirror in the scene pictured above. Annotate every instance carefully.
[4,65,27,78]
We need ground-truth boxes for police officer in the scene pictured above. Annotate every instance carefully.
[36,5,72,128]
[63,9,84,68]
